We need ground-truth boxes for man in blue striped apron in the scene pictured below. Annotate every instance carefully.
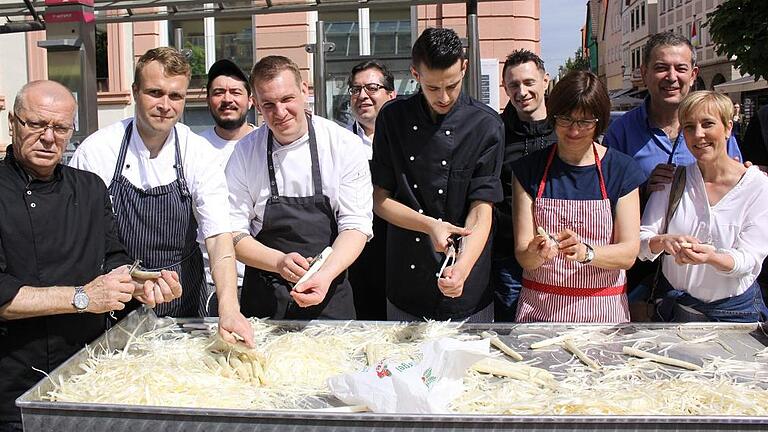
[227,56,373,320]
[71,48,253,346]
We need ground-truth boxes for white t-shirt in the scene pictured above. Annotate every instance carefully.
[227,115,373,241]
[197,126,253,286]
[639,164,768,302]
[69,119,231,242]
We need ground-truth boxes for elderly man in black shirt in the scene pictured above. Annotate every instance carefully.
[0,80,181,430]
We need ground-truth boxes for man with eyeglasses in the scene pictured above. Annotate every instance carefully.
[197,59,255,316]
[0,80,181,430]
[70,47,252,347]
[493,49,558,322]
[372,28,503,322]
[343,60,396,320]
[346,60,397,158]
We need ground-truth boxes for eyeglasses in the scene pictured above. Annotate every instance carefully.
[14,112,74,138]
[348,83,389,96]
[554,115,599,130]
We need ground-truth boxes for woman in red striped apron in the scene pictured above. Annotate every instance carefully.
[511,71,644,323]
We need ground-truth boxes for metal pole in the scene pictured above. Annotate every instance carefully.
[410,5,418,48]
[174,27,184,51]
[313,19,327,118]
[466,0,481,100]
[79,20,98,137]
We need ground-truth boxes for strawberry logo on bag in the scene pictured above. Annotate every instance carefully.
[375,361,392,378]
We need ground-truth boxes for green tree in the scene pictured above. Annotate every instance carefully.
[561,47,591,75]
[706,0,768,81]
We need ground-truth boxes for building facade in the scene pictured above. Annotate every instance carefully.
[0,1,541,149]
[591,0,736,91]
[656,0,739,92]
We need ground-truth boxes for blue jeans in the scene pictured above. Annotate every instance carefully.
[655,274,768,323]
[492,255,523,322]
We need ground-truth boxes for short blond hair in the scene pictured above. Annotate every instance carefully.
[133,47,191,88]
[250,55,303,89]
[678,90,733,129]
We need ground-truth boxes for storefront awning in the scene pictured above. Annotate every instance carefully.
[714,75,768,94]
[0,0,494,25]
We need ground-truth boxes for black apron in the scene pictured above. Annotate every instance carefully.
[109,121,206,317]
[240,115,355,319]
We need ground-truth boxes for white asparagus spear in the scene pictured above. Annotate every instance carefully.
[471,358,558,388]
[130,269,163,280]
[295,247,333,286]
[481,331,523,361]
[679,242,716,252]
[563,339,600,370]
[537,226,559,245]
[622,346,702,371]
[530,334,571,349]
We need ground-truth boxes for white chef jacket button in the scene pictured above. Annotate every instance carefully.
[412,125,418,131]
[438,189,444,194]
[441,160,447,166]
[26,190,31,195]
[30,203,36,208]
[415,237,421,242]
[418,209,424,214]
[413,184,418,189]
[410,264,416,269]
[410,156,415,161]
[445,130,451,136]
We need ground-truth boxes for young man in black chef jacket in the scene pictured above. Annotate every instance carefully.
[371,27,504,321]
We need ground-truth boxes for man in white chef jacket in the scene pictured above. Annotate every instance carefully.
[70,47,253,347]
[227,55,372,320]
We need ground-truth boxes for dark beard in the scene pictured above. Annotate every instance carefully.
[213,112,248,130]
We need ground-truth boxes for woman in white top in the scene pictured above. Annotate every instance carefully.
[639,91,768,322]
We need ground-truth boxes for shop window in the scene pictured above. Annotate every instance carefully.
[215,18,253,78]
[172,19,206,89]
[95,23,108,92]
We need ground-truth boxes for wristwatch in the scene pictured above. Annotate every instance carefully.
[579,243,595,264]
[72,285,89,313]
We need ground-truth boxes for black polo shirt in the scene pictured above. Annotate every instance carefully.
[372,91,504,319]
[0,146,130,422]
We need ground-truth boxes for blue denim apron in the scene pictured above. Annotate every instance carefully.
[654,273,768,323]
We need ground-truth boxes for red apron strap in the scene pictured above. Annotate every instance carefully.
[523,278,626,297]
[592,143,608,200]
[536,144,559,199]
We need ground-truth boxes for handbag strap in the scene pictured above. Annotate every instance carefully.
[648,165,687,308]
[660,166,687,235]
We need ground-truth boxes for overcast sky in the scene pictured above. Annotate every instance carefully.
[540,0,589,74]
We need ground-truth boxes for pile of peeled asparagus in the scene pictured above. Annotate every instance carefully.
[43,318,768,416]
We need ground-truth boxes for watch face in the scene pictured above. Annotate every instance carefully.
[73,292,89,310]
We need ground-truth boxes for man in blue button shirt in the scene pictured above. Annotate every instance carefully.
[604,32,741,198]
